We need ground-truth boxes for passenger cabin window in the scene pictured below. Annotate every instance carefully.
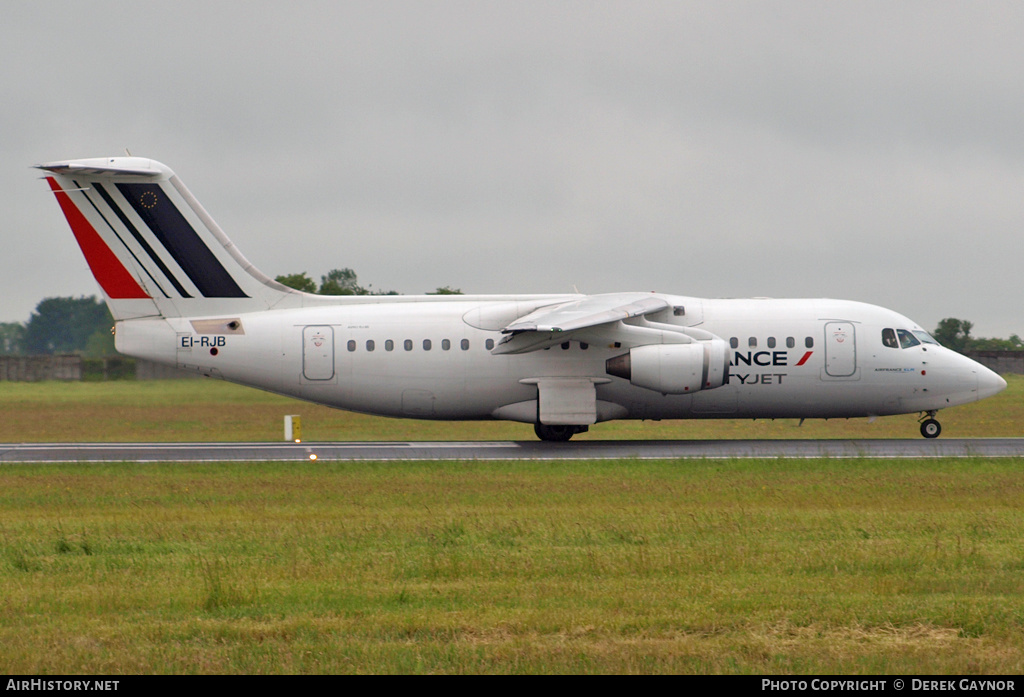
[805,337,814,348]
[767,337,776,349]
[748,337,757,348]
[730,337,738,349]
[485,339,495,350]
[423,339,432,351]
[404,339,413,351]
[366,340,375,352]
[461,339,470,351]
[385,340,394,351]
[347,340,356,352]
[786,337,795,349]
[442,339,451,351]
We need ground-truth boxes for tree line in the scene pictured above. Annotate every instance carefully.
[931,318,1022,352]
[0,296,114,357]
[272,268,461,297]
[0,269,462,357]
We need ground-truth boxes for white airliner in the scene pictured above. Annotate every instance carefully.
[37,157,1006,441]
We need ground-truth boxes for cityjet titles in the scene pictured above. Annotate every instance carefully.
[732,373,786,385]
[729,350,812,387]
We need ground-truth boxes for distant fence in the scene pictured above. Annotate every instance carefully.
[1,351,1022,382]
[0,355,82,381]
[134,359,200,380]
[0,356,198,381]
[963,351,1024,376]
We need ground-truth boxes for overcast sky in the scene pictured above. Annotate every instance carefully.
[4,1,1023,337]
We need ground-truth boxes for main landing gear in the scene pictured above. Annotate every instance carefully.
[534,423,589,442]
[919,411,942,439]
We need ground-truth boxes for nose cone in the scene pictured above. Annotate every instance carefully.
[977,365,1007,400]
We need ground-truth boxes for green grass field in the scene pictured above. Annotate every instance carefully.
[0,374,1020,442]
[0,378,1020,674]
[1,458,1022,674]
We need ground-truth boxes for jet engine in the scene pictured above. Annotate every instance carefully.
[605,340,730,394]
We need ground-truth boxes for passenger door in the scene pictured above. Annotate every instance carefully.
[824,322,857,378]
[302,325,335,380]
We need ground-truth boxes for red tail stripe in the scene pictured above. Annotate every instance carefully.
[46,177,150,300]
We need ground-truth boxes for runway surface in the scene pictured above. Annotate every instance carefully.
[2,439,1024,462]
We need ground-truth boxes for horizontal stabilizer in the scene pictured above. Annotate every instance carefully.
[36,158,167,178]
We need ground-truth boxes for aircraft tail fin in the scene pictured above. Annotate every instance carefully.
[37,157,297,320]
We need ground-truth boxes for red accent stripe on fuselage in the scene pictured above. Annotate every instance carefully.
[46,177,150,299]
[795,351,813,366]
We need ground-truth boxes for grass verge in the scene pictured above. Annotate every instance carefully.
[1,458,1022,674]
[0,374,1020,442]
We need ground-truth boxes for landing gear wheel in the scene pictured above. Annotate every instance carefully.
[534,423,576,442]
[920,418,941,439]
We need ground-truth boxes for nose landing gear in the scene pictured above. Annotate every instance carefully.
[919,411,941,439]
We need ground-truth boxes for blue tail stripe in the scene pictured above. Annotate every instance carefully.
[116,182,248,299]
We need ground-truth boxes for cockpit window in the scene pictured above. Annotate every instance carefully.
[884,327,932,349]
[897,329,921,349]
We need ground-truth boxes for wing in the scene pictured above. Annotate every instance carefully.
[493,292,672,354]
[503,293,669,333]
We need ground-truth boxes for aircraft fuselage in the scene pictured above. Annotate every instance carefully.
[118,294,1001,424]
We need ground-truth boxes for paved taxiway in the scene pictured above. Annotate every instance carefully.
[2,439,1023,462]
